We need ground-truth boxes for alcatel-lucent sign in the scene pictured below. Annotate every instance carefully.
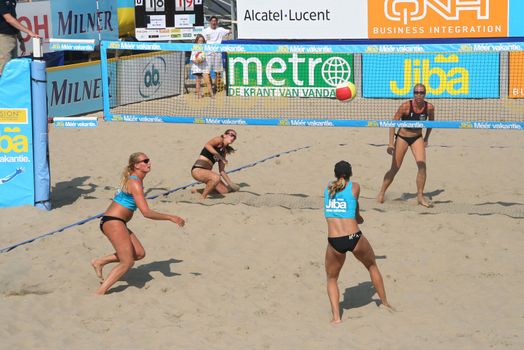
[237,0,524,39]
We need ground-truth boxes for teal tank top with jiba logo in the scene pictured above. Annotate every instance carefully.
[113,175,141,211]
[324,181,357,219]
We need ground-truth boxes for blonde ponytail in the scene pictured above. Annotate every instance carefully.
[328,177,346,198]
[119,152,144,193]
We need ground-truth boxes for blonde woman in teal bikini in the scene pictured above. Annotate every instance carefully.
[91,152,185,295]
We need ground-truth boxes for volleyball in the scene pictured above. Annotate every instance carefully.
[195,51,205,63]
[335,82,357,102]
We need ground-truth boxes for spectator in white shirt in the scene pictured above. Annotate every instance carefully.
[202,16,231,92]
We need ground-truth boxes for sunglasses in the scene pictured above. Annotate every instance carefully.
[226,132,237,139]
[414,91,426,95]
[136,158,150,164]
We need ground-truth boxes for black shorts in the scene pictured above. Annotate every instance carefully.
[328,231,362,254]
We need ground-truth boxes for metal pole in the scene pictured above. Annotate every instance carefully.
[32,37,42,59]
[230,0,237,39]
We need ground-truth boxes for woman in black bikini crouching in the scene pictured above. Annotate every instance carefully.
[377,83,435,207]
[191,129,239,199]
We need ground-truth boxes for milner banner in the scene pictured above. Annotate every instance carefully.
[227,53,354,98]
[17,0,117,49]
[47,61,117,118]
[51,0,118,42]
[362,53,500,98]
[47,51,183,117]
[237,0,524,39]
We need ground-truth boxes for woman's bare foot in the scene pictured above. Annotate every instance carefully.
[417,196,433,208]
[377,192,385,204]
[330,318,342,325]
[91,259,104,281]
[94,288,106,296]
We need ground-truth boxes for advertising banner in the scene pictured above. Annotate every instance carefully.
[0,59,34,208]
[17,1,51,54]
[115,52,185,105]
[509,52,524,99]
[51,0,118,42]
[47,61,116,117]
[509,0,524,37]
[118,0,135,37]
[237,0,524,39]
[362,53,500,98]
[368,0,507,39]
[236,0,367,39]
[227,53,354,98]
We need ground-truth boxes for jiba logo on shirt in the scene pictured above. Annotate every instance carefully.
[326,199,347,210]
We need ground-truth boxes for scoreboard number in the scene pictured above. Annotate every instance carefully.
[146,0,165,12]
[176,0,194,11]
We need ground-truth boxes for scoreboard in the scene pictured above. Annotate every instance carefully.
[135,0,205,41]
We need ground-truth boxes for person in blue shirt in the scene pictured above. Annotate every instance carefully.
[0,0,39,75]
[324,161,393,324]
[92,152,185,295]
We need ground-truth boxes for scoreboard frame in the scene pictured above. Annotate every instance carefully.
[135,0,205,41]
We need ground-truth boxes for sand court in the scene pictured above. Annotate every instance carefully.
[0,120,523,349]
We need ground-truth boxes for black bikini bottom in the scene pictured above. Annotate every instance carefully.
[99,215,130,234]
[396,133,422,146]
[328,231,362,254]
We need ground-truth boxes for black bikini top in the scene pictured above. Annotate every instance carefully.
[401,100,428,121]
[200,145,224,164]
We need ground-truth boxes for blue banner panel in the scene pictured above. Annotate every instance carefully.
[0,59,35,208]
[51,0,118,42]
[509,0,524,37]
[47,61,116,118]
[362,52,500,98]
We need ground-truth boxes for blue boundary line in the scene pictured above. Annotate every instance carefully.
[0,146,310,254]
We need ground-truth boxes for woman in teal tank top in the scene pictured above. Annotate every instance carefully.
[324,161,394,324]
[91,152,186,295]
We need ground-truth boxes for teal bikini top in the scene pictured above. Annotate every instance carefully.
[113,175,141,211]
[324,181,357,219]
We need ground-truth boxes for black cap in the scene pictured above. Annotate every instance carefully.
[334,161,352,178]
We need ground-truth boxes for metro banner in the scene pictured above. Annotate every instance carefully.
[362,52,500,98]
[227,53,354,98]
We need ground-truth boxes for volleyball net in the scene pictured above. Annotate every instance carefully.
[100,40,524,130]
